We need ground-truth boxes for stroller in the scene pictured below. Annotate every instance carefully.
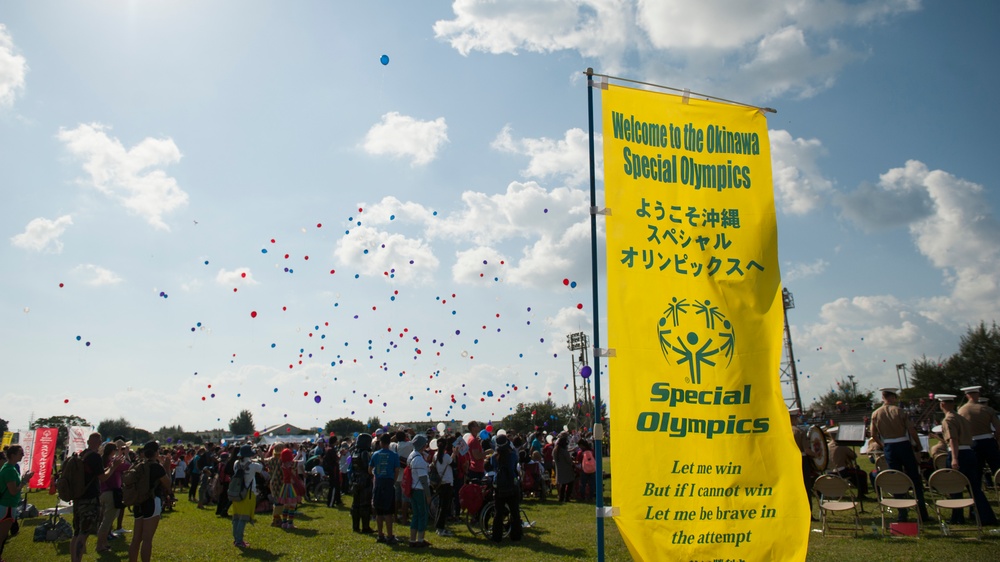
[520,461,547,500]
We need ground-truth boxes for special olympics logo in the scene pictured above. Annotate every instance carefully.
[657,297,736,384]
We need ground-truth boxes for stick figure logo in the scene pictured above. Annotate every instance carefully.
[657,297,736,384]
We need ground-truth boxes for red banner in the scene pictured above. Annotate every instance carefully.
[29,427,59,489]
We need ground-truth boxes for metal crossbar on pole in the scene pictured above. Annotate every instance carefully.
[587,70,777,114]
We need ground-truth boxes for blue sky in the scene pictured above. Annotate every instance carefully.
[2,1,998,435]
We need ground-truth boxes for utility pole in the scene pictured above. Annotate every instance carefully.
[779,288,803,411]
[567,332,590,428]
[895,363,909,390]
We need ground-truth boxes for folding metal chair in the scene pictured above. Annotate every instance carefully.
[932,454,947,470]
[813,474,861,536]
[874,455,889,473]
[874,469,922,537]
[995,468,1000,505]
[928,468,982,538]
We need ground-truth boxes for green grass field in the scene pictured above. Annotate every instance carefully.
[5,455,1000,561]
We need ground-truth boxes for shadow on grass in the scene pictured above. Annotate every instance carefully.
[284,526,319,537]
[421,545,493,560]
[447,527,588,559]
[237,545,280,560]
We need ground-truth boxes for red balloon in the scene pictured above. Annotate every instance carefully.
[250,311,257,318]
[253,431,260,438]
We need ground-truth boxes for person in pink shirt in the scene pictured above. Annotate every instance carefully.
[464,421,486,481]
[96,442,129,553]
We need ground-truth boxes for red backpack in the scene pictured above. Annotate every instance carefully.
[582,450,596,474]
[401,464,413,498]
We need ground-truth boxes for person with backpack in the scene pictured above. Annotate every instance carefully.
[368,433,399,544]
[576,439,596,502]
[230,444,264,549]
[349,434,374,534]
[69,432,106,562]
[127,441,170,562]
[489,433,523,543]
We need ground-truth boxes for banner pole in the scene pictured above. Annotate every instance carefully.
[585,67,606,562]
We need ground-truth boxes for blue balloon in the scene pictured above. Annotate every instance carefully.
[580,365,593,379]
[380,54,389,65]
[478,429,490,440]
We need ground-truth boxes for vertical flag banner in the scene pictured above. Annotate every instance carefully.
[0,432,12,448]
[603,84,809,561]
[67,426,89,457]
[18,430,34,483]
[29,427,59,489]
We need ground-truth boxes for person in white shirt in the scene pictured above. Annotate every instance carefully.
[407,435,432,548]
[173,457,187,490]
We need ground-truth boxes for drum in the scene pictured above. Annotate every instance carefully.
[807,425,829,471]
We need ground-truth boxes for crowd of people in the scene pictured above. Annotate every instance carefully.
[0,421,603,559]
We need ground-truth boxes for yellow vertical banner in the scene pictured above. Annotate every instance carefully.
[603,84,808,561]
[0,431,11,448]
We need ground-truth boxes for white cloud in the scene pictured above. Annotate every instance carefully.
[354,182,593,288]
[783,258,828,282]
[428,181,589,246]
[492,126,601,187]
[900,163,1000,324]
[637,1,790,50]
[361,112,448,166]
[451,246,509,285]
[769,129,834,214]
[216,268,258,286]
[837,182,932,231]
[433,0,633,67]
[436,0,918,100]
[838,160,1000,325]
[74,264,123,286]
[735,27,859,100]
[10,215,73,253]
[333,225,440,284]
[57,123,188,230]
[0,24,28,108]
